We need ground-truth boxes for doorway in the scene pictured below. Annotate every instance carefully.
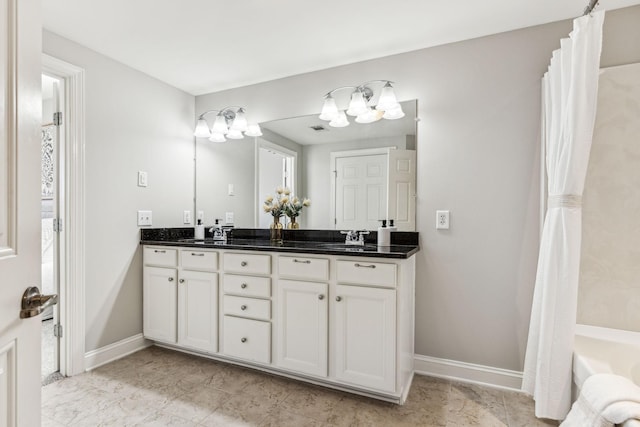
[41,73,64,385]
[257,140,297,228]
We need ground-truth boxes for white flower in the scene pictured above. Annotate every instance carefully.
[302,198,311,207]
[276,186,284,194]
[265,195,273,203]
[281,196,289,204]
[263,204,272,212]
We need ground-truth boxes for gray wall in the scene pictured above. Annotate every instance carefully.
[195,6,640,371]
[43,31,195,352]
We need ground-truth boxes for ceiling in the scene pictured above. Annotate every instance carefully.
[42,0,640,96]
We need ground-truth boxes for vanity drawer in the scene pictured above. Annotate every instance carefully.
[144,247,178,267]
[278,256,329,282]
[223,274,271,298]
[180,249,218,271]
[223,253,271,275]
[336,260,397,288]
[223,316,271,364]
[223,295,271,321]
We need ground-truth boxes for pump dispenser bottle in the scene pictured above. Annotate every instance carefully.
[377,219,391,246]
[194,219,205,240]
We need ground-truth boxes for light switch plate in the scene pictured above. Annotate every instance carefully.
[138,210,152,226]
[197,211,204,221]
[183,210,192,224]
[228,184,235,196]
[137,171,148,187]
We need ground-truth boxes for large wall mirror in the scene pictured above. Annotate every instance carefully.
[195,100,417,231]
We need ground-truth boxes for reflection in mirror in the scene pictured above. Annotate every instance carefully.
[195,100,417,231]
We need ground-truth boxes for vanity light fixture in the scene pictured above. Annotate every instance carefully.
[193,106,262,142]
[319,80,404,127]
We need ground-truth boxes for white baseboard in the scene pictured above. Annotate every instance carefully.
[414,354,523,392]
[84,334,152,371]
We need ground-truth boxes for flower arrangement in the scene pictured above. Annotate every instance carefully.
[263,187,310,229]
[283,195,311,220]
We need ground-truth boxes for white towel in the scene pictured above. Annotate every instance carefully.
[561,374,640,427]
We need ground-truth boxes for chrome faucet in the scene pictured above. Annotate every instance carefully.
[340,230,370,246]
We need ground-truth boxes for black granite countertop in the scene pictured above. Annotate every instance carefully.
[140,228,419,259]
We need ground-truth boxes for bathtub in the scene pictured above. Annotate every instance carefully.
[573,324,640,427]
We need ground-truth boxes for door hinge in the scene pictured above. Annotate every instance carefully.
[53,218,63,232]
[53,111,63,126]
[53,323,63,338]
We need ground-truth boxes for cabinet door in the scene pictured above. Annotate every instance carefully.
[276,280,328,377]
[178,270,218,353]
[334,285,396,391]
[143,266,178,343]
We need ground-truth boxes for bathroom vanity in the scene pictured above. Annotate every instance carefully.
[140,228,419,404]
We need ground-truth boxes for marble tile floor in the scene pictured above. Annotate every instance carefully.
[42,346,558,427]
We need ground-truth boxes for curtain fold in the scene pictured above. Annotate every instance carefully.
[522,10,605,421]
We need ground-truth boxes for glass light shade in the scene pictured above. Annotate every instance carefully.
[244,123,263,137]
[382,105,405,120]
[346,90,368,117]
[212,114,228,134]
[375,82,400,111]
[355,108,384,124]
[193,119,211,138]
[230,108,248,132]
[226,128,244,139]
[329,110,350,128]
[209,133,226,143]
[319,96,339,121]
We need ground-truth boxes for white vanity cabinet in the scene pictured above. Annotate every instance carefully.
[143,246,219,353]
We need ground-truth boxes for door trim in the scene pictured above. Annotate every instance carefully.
[42,54,86,376]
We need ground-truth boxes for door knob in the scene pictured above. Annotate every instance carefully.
[20,286,58,319]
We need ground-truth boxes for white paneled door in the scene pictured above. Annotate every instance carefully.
[0,0,44,425]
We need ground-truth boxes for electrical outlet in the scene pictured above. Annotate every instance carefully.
[137,171,148,187]
[138,210,152,226]
[225,212,234,224]
[183,210,192,224]
[436,210,450,230]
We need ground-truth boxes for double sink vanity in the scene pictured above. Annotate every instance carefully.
[141,228,419,403]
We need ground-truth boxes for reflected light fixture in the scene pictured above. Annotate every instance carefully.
[193,106,262,143]
[319,80,404,127]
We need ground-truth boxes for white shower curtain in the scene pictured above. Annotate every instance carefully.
[522,11,604,421]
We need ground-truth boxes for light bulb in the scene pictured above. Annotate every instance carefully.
[209,133,226,143]
[230,108,248,132]
[245,123,263,137]
[346,90,368,117]
[212,114,228,134]
[319,95,339,121]
[375,82,400,111]
[382,105,405,120]
[329,110,350,128]
[193,118,211,138]
[355,108,384,124]
[226,128,244,139]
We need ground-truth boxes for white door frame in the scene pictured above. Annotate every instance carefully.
[329,146,396,230]
[42,54,86,376]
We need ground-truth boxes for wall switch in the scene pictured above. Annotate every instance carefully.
[197,210,204,221]
[225,212,234,224]
[183,210,192,224]
[436,210,450,230]
[137,171,148,187]
[138,210,152,226]
[228,184,235,196]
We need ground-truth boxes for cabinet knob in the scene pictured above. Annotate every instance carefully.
[318,294,325,300]
[179,279,185,283]
[241,283,247,289]
[241,337,247,343]
[168,277,174,282]
[241,261,248,267]
[335,296,342,302]
[240,305,247,311]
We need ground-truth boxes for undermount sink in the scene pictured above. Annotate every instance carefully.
[317,243,379,251]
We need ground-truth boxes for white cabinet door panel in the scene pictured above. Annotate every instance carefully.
[178,270,218,353]
[143,267,178,344]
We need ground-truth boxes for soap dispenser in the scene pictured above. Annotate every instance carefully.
[194,219,205,240]
[377,220,391,246]
[212,219,224,241]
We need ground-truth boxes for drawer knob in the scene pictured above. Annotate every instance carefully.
[241,337,247,343]
[354,263,376,269]
[168,277,174,282]
[335,296,342,302]
[293,259,311,264]
[241,283,247,289]
[191,253,205,257]
[240,305,247,311]
[241,261,248,267]
[179,279,185,283]
[154,250,166,253]
[318,294,324,300]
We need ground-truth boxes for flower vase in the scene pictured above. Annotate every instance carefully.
[287,217,300,229]
[270,217,284,244]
